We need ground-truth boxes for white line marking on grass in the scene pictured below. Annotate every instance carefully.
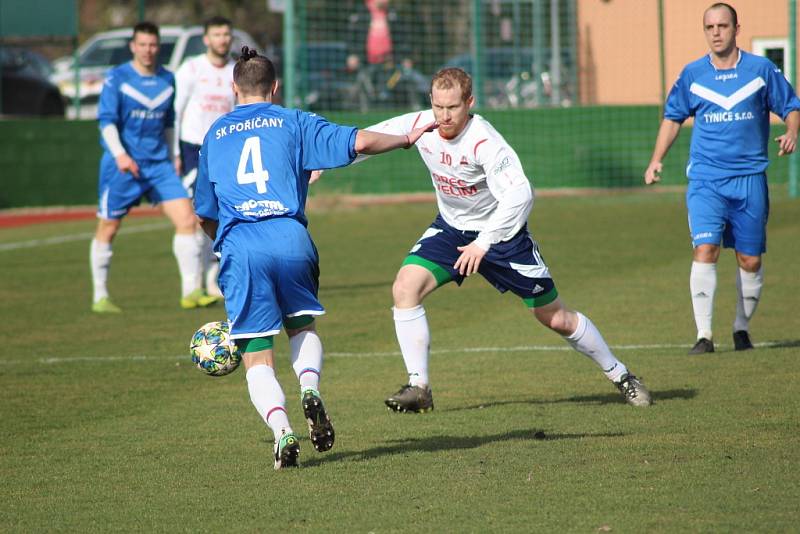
[21,341,783,365]
[0,222,172,252]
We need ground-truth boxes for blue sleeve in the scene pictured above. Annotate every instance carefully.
[765,63,800,120]
[664,68,692,122]
[298,111,358,171]
[97,71,120,128]
[194,136,219,221]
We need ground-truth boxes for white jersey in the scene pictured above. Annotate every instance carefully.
[367,110,533,250]
[173,54,235,153]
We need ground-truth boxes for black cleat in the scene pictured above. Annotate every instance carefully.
[302,389,335,452]
[733,330,754,351]
[615,374,652,407]
[385,384,434,413]
[688,338,714,355]
[273,431,300,470]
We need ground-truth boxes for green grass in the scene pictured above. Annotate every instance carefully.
[1,190,799,532]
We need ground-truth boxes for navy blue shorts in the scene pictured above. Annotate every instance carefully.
[404,214,558,307]
[179,141,202,197]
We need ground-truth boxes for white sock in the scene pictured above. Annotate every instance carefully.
[690,261,717,340]
[564,312,628,383]
[90,239,112,303]
[734,267,763,332]
[246,365,292,440]
[172,233,202,297]
[197,229,222,297]
[393,305,430,387]
[290,329,323,392]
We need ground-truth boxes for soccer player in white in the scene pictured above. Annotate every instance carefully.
[173,16,237,305]
[361,68,652,410]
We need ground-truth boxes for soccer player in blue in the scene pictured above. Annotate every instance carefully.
[194,47,434,469]
[644,2,799,354]
[91,22,208,313]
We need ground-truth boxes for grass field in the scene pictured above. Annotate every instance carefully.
[2,190,799,532]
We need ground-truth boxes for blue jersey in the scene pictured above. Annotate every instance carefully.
[98,62,175,162]
[664,50,800,180]
[194,103,357,248]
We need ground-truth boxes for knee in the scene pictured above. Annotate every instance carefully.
[95,219,120,242]
[737,255,762,272]
[392,275,420,308]
[533,306,575,336]
[693,245,720,263]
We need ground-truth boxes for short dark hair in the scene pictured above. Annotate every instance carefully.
[204,16,232,33]
[132,21,160,40]
[707,2,738,26]
[233,46,276,96]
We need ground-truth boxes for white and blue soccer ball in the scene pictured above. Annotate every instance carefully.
[190,321,242,377]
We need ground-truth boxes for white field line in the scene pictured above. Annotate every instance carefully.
[0,222,172,252]
[17,341,783,365]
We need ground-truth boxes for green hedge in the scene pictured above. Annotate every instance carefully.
[0,108,791,208]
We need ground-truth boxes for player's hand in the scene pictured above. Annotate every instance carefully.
[309,170,324,184]
[174,156,182,176]
[406,121,438,148]
[454,242,487,277]
[775,131,798,156]
[115,153,140,179]
[644,161,662,185]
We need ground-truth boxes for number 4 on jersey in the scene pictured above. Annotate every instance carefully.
[237,136,269,193]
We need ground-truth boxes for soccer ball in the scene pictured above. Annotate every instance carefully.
[190,321,242,376]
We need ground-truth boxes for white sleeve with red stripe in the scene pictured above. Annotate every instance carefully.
[351,110,433,164]
[471,122,533,250]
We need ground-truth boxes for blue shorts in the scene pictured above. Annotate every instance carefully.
[218,217,324,339]
[686,174,769,256]
[97,153,188,219]
[405,214,558,307]
[179,141,201,197]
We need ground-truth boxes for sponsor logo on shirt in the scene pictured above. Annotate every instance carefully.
[715,73,737,81]
[459,156,469,165]
[702,111,754,123]
[130,109,166,119]
[235,198,290,217]
[493,156,511,175]
[432,172,477,197]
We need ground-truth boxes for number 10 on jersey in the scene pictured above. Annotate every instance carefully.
[237,136,270,193]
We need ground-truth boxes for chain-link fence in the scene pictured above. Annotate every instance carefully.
[280,0,797,193]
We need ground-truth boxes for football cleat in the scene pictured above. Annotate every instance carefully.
[733,330,754,351]
[273,431,300,470]
[688,337,714,355]
[385,384,434,413]
[91,297,122,314]
[302,389,335,453]
[180,289,220,309]
[615,374,652,407]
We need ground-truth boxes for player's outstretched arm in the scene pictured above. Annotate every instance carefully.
[355,121,437,154]
[775,110,799,156]
[644,119,681,185]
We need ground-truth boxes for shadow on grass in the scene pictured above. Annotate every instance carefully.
[301,427,625,467]
[437,388,697,412]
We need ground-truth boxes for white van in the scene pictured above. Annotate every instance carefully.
[50,25,259,119]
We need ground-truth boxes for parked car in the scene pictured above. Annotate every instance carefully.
[443,47,573,108]
[0,46,65,117]
[274,41,429,112]
[50,25,259,118]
